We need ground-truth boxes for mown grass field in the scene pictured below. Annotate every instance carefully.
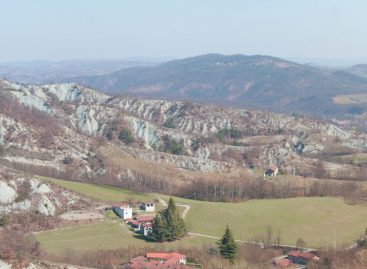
[37,177,367,253]
[36,221,216,255]
[183,197,367,247]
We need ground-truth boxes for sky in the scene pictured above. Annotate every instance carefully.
[1,0,367,63]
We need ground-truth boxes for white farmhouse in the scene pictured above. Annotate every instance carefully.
[121,207,133,219]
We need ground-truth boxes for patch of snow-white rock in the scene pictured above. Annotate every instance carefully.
[46,83,109,104]
[0,176,81,216]
[0,181,17,204]
[0,260,11,269]
[75,105,107,136]
[37,195,56,216]
[8,87,54,114]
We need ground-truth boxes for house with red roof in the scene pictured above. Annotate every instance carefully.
[140,223,153,236]
[272,258,296,268]
[136,215,155,223]
[272,251,319,268]
[122,252,192,269]
[287,250,319,266]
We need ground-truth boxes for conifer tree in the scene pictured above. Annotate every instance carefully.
[151,213,167,242]
[151,197,186,242]
[218,225,237,263]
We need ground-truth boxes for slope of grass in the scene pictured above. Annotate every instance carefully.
[36,221,216,255]
[183,197,367,248]
[37,221,139,253]
[38,176,151,202]
[42,177,367,248]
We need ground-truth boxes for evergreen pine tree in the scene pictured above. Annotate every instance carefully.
[164,198,186,240]
[152,213,166,242]
[218,225,237,263]
[152,197,186,242]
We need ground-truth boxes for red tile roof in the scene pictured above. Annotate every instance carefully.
[146,252,185,261]
[275,258,292,268]
[129,220,141,226]
[136,215,155,222]
[287,251,317,260]
[126,253,190,269]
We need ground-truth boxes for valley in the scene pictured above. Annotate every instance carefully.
[34,177,367,252]
[1,79,367,269]
[3,1,367,268]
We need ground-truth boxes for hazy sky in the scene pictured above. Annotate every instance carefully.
[1,0,366,62]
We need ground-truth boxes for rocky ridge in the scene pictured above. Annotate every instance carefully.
[0,167,83,216]
[0,79,366,179]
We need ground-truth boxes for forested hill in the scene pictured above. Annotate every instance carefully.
[67,54,367,119]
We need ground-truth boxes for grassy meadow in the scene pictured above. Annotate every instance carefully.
[36,177,367,254]
[36,220,216,255]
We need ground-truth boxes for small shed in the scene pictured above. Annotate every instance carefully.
[141,202,155,212]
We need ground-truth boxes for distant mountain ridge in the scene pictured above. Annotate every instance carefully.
[0,59,162,85]
[65,54,367,119]
[348,64,367,79]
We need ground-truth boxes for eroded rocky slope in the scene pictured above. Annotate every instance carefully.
[0,166,84,216]
[0,79,366,181]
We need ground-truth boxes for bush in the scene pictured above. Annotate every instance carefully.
[118,128,134,145]
[162,118,175,128]
[0,144,4,156]
[63,155,74,165]
[159,135,186,155]
[215,128,243,143]
[15,181,32,203]
[0,215,9,227]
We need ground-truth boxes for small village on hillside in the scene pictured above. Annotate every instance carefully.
[107,198,323,269]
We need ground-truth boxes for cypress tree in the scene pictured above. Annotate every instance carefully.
[218,225,237,263]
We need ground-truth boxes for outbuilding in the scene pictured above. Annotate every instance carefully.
[141,202,155,212]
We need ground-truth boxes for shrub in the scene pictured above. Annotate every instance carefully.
[0,144,4,156]
[159,135,186,155]
[0,215,9,227]
[15,181,32,203]
[162,118,175,128]
[215,128,243,143]
[118,128,134,145]
[63,155,74,165]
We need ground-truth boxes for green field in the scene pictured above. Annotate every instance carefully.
[36,221,216,254]
[37,177,367,252]
[39,176,152,202]
[184,197,367,247]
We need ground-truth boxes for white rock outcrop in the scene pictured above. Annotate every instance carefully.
[37,195,56,216]
[0,181,17,204]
